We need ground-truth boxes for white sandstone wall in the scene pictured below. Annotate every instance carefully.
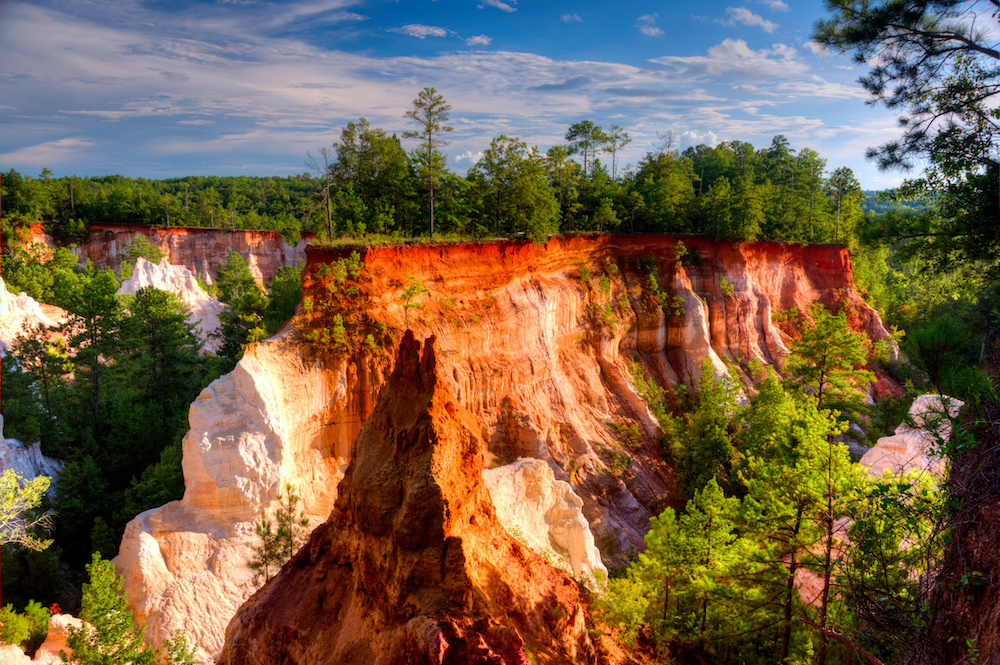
[116,331,350,664]
[860,394,964,478]
[483,458,608,587]
[117,258,225,354]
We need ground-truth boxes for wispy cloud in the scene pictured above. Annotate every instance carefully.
[390,24,449,39]
[561,13,582,23]
[478,0,516,13]
[651,39,804,79]
[636,13,664,38]
[722,7,778,33]
[466,34,492,46]
[1,138,95,165]
[757,0,789,12]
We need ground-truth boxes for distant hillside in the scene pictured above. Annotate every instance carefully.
[862,190,929,214]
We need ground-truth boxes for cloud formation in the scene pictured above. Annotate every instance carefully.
[561,13,582,23]
[723,7,778,32]
[391,24,450,39]
[636,13,664,38]
[466,35,492,46]
[478,0,516,13]
[757,0,789,12]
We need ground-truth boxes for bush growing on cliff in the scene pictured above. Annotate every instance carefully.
[300,252,390,358]
[247,483,309,587]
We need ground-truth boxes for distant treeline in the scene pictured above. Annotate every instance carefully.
[2,127,887,246]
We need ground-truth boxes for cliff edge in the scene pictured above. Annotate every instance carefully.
[218,332,599,665]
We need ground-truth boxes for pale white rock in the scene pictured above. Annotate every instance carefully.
[0,416,63,480]
[860,394,964,478]
[0,645,30,665]
[117,258,225,354]
[670,269,729,383]
[0,278,60,350]
[32,614,82,665]
[116,332,351,664]
[483,458,608,587]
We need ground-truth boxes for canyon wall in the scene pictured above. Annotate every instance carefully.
[117,234,893,662]
[22,223,312,285]
[219,333,602,665]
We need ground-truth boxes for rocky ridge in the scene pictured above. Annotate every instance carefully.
[218,332,600,665]
[116,234,896,662]
[117,257,225,353]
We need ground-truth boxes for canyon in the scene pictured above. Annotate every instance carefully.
[110,233,897,662]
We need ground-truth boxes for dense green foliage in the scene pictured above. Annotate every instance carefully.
[1,123,870,248]
[65,553,195,665]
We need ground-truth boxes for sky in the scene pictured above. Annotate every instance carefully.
[0,0,924,189]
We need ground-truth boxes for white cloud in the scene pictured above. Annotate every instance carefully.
[390,24,449,39]
[455,150,484,164]
[478,0,516,13]
[466,35,492,46]
[681,130,719,148]
[757,0,789,12]
[1,138,95,165]
[652,39,805,79]
[722,7,778,33]
[561,13,582,23]
[637,13,664,38]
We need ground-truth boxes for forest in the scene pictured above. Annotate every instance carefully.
[0,0,997,663]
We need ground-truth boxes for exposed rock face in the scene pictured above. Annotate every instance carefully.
[860,394,964,478]
[118,235,895,663]
[0,277,65,350]
[483,458,607,586]
[32,614,82,665]
[117,257,226,353]
[77,225,312,285]
[0,416,63,480]
[116,328,381,663]
[218,332,600,665]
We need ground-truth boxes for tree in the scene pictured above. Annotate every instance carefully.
[814,0,997,170]
[0,471,53,552]
[403,87,453,239]
[604,125,632,180]
[331,118,418,236]
[814,0,999,277]
[304,147,334,240]
[565,120,608,177]
[467,135,559,240]
[247,483,309,586]
[826,167,862,242]
[784,304,875,418]
[65,553,156,665]
[401,275,428,329]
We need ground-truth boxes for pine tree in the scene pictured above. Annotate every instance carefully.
[403,87,453,238]
[65,553,156,665]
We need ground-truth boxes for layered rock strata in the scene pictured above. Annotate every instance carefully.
[0,277,65,350]
[118,235,894,662]
[218,332,600,665]
[77,225,312,285]
[116,328,380,663]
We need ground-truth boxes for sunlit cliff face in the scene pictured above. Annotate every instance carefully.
[116,234,895,663]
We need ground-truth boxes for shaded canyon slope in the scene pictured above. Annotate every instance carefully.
[116,234,895,662]
[218,332,600,665]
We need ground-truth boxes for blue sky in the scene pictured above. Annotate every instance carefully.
[0,0,924,188]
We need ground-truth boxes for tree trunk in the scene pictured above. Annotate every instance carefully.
[781,506,804,662]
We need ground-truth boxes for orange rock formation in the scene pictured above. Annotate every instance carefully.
[72,224,313,284]
[116,234,896,662]
[218,332,599,665]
